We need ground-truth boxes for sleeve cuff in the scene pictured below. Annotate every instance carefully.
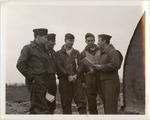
[27,75,34,82]
[65,73,70,79]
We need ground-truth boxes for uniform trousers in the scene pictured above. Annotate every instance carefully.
[84,73,98,114]
[59,78,87,114]
[25,73,56,114]
[97,79,120,114]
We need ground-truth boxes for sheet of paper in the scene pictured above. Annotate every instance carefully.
[81,57,95,68]
[75,58,78,69]
[46,92,55,103]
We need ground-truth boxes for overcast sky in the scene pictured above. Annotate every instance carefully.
[2,1,145,84]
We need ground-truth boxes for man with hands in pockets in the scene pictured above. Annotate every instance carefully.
[16,28,57,114]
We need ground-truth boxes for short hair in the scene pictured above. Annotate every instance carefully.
[65,33,75,40]
[85,33,95,40]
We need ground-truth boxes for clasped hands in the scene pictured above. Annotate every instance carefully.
[68,74,77,83]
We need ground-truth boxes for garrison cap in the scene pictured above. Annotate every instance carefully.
[65,33,75,40]
[98,34,112,41]
[33,28,48,36]
[47,33,56,41]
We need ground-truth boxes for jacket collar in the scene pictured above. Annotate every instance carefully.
[60,45,74,53]
[101,44,115,53]
[30,40,47,52]
[30,40,41,48]
[84,44,99,55]
[84,44,99,51]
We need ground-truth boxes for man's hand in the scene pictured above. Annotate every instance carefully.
[82,82,87,89]
[94,64,102,70]
[87,67,94,74]
[72,74,77,80]
[28,76,35,83]
[68,75,76,83]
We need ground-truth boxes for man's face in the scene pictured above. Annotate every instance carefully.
[65,39,74,48]
[86,37,95,46]
[98,37,105,48]
[39,35,48,45]
[46,40,56,49]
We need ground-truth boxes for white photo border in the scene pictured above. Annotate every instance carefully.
[1,0,150,120]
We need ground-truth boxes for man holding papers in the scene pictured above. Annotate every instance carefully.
[77,33,100,114]
[94,34,123,114]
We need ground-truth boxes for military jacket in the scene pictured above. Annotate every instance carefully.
[16,41,56,80]
[77,44,100,75]
[56,45,80,80]
[99,44,123,81]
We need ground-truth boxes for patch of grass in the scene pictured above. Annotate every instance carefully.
[6,85,60,102]
[6,86,30,102]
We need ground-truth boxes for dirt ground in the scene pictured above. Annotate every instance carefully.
[6,100,142,115]
[6,101,105,114]
[6,85,103,114]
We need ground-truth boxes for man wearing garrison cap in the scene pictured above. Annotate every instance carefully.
[93,34,123,114]
[17,28,57,114]
[56,33,87,114]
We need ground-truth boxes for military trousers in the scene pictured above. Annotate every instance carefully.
[25,73,56,114]
[84,73,98,114]
[46,74,57,114]
[59,78,87,114]
[97,79,120,114]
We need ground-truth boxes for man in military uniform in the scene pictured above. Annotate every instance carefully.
[77,33,100,114]
[94,34,123,114]
[45,33,57,114]
[56,33,86,114]
[16,29,57,114]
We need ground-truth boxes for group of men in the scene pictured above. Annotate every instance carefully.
[16,28,123,114]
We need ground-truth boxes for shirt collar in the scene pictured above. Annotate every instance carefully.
[61,45,74,53]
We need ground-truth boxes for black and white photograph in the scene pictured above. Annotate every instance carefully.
[0,0,149,120]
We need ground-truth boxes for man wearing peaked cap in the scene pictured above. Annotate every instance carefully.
[17,28,57,114]
[46,33,56,49]
[45,33,57,114]
[93,34,123,114]
[33,28,48,38]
